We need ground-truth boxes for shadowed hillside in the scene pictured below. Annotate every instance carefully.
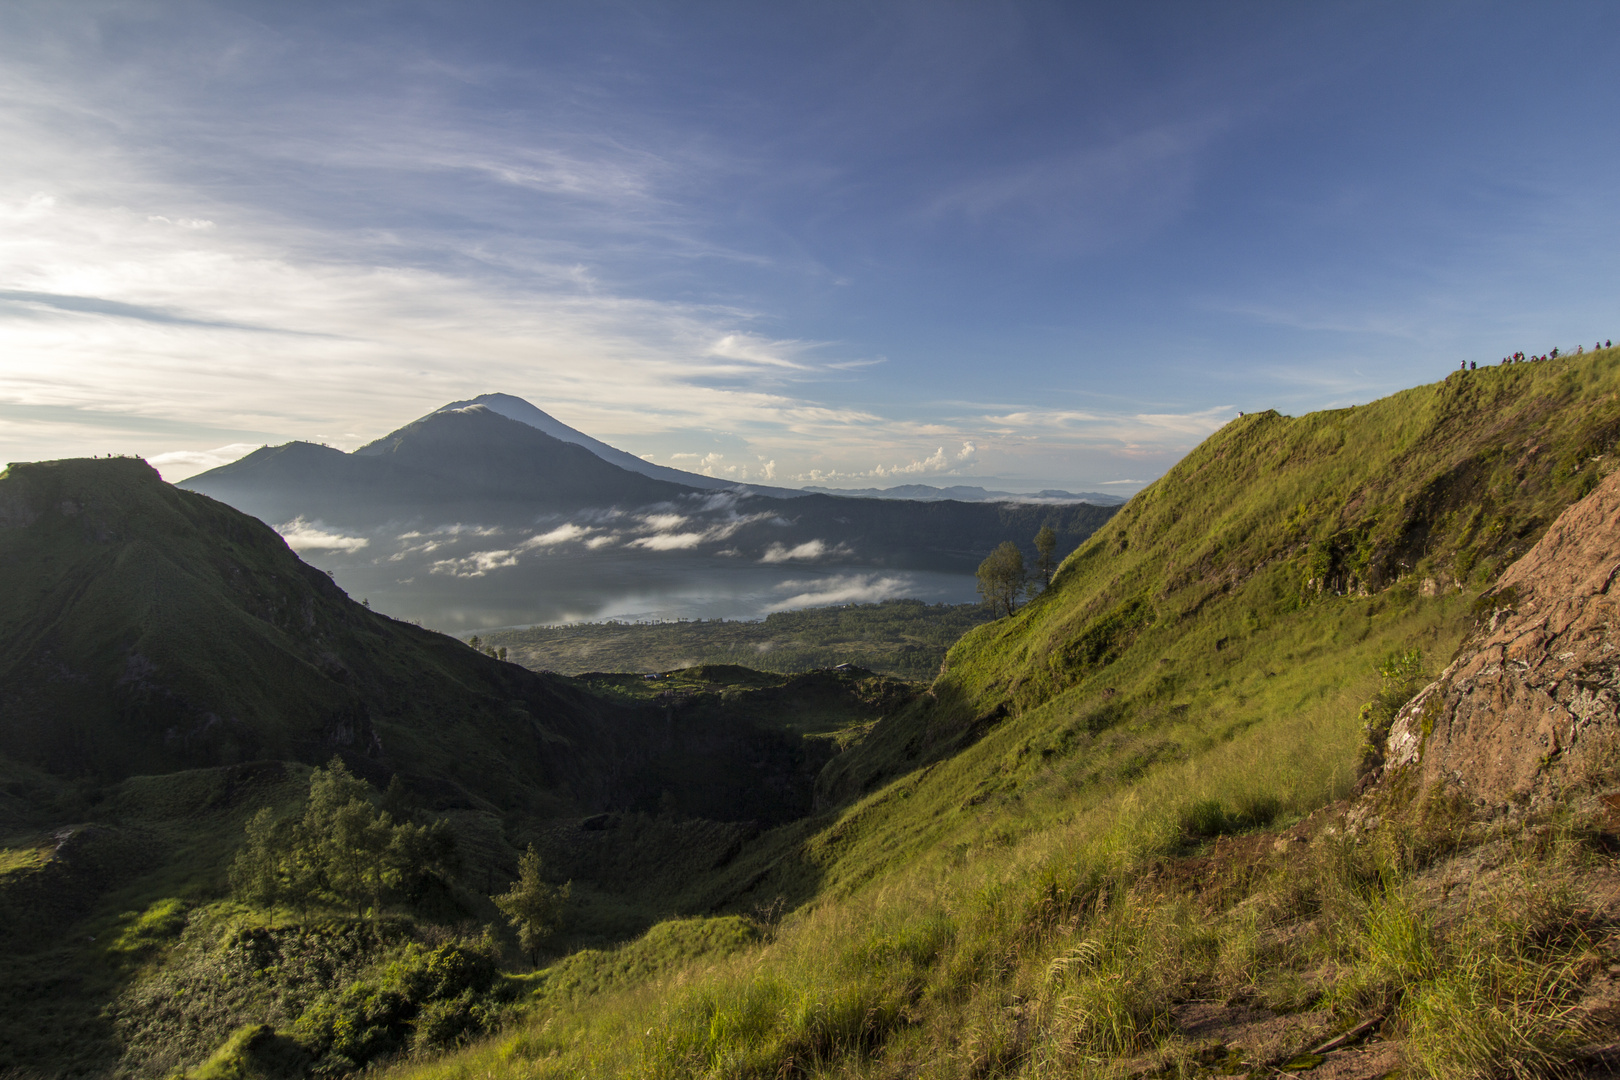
[0,458,901,1075]
[0,457,830,823]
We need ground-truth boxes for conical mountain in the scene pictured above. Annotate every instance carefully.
[184,403,694,528]
[435,393,805,493]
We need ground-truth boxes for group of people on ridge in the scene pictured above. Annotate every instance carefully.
[1458,340,1612,372]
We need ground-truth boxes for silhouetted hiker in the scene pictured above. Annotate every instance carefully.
[1459,360,1467,372]
[1470,360,1476,370]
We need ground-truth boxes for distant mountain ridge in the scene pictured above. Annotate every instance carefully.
[801,483,1125,504]
[180,396,1121,628]
[185,404,695,526]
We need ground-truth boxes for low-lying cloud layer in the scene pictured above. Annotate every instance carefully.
[766,574,913,612]
[410,494,831,579]
[760,539,851,563]
[277,518,370,553]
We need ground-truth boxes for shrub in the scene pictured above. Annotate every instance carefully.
[109,897,188,956]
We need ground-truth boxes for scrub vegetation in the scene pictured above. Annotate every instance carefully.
[9,352,1620,1078]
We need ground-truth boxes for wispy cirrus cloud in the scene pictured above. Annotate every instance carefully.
[978,405,1234,449]
[917,116,1229,253]
[0,7,1252,494]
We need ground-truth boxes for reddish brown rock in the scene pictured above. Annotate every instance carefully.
[1384,469,1620,808]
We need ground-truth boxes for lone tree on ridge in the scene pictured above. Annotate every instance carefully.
[1034,524,1058,590]
[976,541,1026,617]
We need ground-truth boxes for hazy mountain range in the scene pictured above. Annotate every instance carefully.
[181,394,1119,629]
[800,483,1124,503]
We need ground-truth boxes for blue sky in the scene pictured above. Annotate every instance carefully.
[2,2,1617,491]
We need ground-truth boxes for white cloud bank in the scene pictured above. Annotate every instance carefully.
[277,518,369,552]
[766,574,913,612]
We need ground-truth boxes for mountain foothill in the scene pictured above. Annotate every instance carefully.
[10,354,1620,1077]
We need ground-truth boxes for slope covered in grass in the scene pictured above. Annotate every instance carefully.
[828,352,1620,803]
[376,353,1620,1080]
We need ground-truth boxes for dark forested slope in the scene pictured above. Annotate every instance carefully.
[0,457,825,820]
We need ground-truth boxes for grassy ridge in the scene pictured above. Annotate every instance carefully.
[378,353,1620,1079]
[482,601,994,681]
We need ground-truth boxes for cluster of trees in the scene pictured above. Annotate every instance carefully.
[231,760,572,962]
[230,759,458,918]
[975,525,1059,617]
[466,635,507,661]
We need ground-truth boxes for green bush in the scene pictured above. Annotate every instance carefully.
[110,897,189,956]
[293,937,503,1070]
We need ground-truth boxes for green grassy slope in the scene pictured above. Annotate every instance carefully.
[377,352,1620,1080]
[827,354,1620,803]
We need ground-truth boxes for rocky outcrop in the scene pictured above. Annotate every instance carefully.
[1382,468,1620,808]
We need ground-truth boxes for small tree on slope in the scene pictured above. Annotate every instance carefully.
[976,541,1027,617]
[1034,524,1058,590]
[230,758,456,918]
[493,844,570,965]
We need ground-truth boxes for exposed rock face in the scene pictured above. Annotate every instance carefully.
[1384,468,1620,808]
